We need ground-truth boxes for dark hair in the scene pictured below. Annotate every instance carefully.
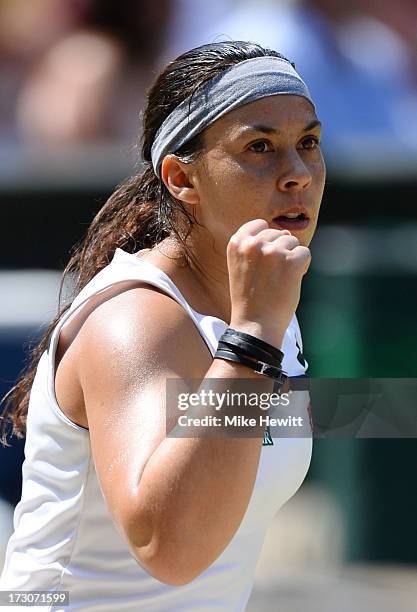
[0,41,293,444]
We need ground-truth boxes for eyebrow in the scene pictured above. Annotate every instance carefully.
[240,119,322,135]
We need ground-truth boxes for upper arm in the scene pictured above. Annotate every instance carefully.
[75,285,212,550]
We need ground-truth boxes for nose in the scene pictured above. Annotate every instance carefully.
[276,150,312,192]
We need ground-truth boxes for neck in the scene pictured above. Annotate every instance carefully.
[156,231,232,324]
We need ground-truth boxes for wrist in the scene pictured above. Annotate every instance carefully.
[228,319,285,350]
[215,328,287,388]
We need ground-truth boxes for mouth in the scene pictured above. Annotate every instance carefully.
[272,211,310,231]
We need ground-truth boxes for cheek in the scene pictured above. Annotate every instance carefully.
[196,154,275,229]
[312,154,326,191]
[215,160,273,206]
[197,177,261,241]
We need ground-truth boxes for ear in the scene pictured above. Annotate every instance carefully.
[160,155,200,205]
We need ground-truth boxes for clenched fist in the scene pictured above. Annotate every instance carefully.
[227,219,311,348]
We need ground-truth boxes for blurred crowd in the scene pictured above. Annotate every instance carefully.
[1,0,417,156]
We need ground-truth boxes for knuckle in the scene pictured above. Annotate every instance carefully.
[262,244,286,267]
[285,235,300,247]
[228,234,240,250]
[262,243,286,259]
[239,236,260,255]
[288,246,311,265]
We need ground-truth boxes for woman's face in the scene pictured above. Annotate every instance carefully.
[191,94,326,252]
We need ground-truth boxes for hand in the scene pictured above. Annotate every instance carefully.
[227,218,311,347]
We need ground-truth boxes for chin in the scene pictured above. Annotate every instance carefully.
[300,233,313,247]
[298,225,317,247]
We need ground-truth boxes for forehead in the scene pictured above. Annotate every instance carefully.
[203,94,318,142]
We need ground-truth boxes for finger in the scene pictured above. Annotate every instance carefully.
[232,218,290,241]
[262,234,300,251]
[275,234,301,250]
[254,228,295,243]
[286,245,312,274]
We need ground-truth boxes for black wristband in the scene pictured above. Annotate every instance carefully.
[222,328,284,363]
[214,347,287,387]
[217,338,280,367]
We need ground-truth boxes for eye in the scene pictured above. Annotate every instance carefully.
[300,136,320,150]
[248,140,273,154]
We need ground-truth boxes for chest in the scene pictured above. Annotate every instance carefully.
[249,434,312,523]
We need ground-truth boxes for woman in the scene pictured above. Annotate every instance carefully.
[0,41,325,610]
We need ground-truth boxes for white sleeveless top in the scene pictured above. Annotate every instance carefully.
[0,248,312,611]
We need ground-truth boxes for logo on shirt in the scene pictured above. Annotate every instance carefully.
[296,339,306,368]
[263,424,274,446]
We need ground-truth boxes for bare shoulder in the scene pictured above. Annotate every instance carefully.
[77,284,212,381]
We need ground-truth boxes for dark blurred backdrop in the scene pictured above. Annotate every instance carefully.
[1,0,417,575]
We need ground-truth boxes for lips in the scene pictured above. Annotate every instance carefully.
[272,209,310,231]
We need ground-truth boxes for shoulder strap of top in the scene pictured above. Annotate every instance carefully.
[48,248,220,360]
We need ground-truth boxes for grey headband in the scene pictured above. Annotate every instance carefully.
[151,55,315,177]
